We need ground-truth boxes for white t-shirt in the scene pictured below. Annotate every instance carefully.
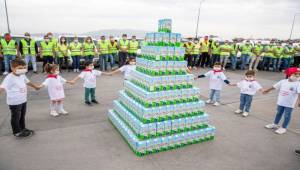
[79,70,102,88]
[204,70,227,90]
[273,79,300,108]
[0,73,29,105]
[237,80,262,95]
[42,75,66,101]
[119,65,136,79]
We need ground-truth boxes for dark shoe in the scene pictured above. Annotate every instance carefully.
[23,128,35,134]
[33,71,38,74]
[14,130,33,138]
[91,100,99,104]
[295,150,300,156]
[85,101,92,106]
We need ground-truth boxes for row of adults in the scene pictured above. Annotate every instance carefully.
[183,36,300,71]
[0,32,140,74]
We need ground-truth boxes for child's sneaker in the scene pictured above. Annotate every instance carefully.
[242,112,249,117]
[265,123,279,129]
[213,102,220,106]
[91,100,99,104]
[275,127,287,134]
[295,150,300,156]
[85,101,92,106]
[206,99,212,104]
[234,109,243,114]
[50,110,59,117]
[59,109,68,115]
[3,71,8,75]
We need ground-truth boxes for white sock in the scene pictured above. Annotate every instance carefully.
[57,103,64,112]
[50,102,56,112]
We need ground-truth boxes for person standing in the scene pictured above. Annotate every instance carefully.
[118,34,129,67]
[249,41,264,71]
[98,36,113,71]
[240,40,252,70]
[183,38,194,69]
[128,35,139,59]
[230,41,239,71]
[199,36,210,68]
[19,32,38,73]
[47,32,58,60]
[69,36,82,72]
[0,33,19,75]
[262,42,274,71]
[192,38,200,69]
[39,35,55,72]
[210,40,220,67]
[108,36,118,67]
[281,42,295,71]
[294,44,300,67]
[272,43,283,72]
[57,36,69,72]
[83,36,96,63]
[219,40,232,70]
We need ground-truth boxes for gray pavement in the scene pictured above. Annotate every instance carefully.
[0,67,300,170]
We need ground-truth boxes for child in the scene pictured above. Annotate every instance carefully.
[71,61,109,105]
[196,62,230,106]
[107,57,136,80]
[232,70,263,117]
[37,64,73,117]
[0,59,39,138]
[263,68,300,134]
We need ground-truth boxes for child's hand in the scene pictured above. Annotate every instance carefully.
[68,80,75,85]
[262,90,269,94]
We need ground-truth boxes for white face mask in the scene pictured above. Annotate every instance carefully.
[55,70,60,75]
[15,69,27,75]
[25,36,30,39]
[213,67,221,71]
[61,39,66,42]
[45,39,49,42]
[89,66,94,70]
[289,75,300,82]
[74,39,78,43]
[245,76,254,81]
[129,62,136,65]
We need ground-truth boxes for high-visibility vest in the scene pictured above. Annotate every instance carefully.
[231,44,238,55]
[20,39,36,56]
[185,43,194,55]
[50,38,58,52]
[264,45,274,57]
[200,40,209,52]
[58,43,68,58]
[282,46,295,58]
[0,39,17,55]
[192,43,200,55]
[119,39,129,52]
[83,42,95,56]
[128,40,139,54]
[220,44,232,56]
[69,42,82,56]
[273,47,283,58]
[40,41,54,57]
[211,43,220,55]
[109,41,118,54]
[240,44,252,55]
[98,40,109,55]
[253,45,263,55]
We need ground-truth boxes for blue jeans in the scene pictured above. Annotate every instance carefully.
[85,55,94,63]
[274,105,293,128]
[241,54,249,70]
[281,58,291,70]
[239,93,253,112]
[4,55,16,72]
[99,54,114,71]
[72,56,81,69]
[230,55,237,70]
[192,54,199,67]
[209,89,220,102]
[272,58,280,71]
[262,56,272,70]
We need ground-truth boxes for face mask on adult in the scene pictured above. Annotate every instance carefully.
[4,35,11,41]
[25,36,30,40]
[45,39,49,43]
[61,39,66,42]
[123,37,127,40]
[87,39,91,43]
[74,39,78,43]
[15,68,27,75]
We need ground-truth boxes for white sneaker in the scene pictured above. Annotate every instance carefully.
[242,112,249,117]
[50,110,59,117]
[76,69,79,72]
[3,71,8,75]
[213,102,220,106]
[265,123,279,129]
[59,109,68,115]
[275,127,287,134]
[73,69,76,72]
[206,99,212,104]
[234,109,243,114]
[222,67,226,71]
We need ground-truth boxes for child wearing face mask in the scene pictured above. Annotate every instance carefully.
[70,61,109,105]
[36,64,73,117]
[196,62,231,106]
[0,59,39,138]
[263,68,300,134]
[231,70,263,117]
[107,57,136,80]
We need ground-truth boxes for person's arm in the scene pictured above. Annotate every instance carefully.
[186,67,192,74]
[262,87,275,94]
[70,75,81,84]
[27,82,40,90]
[106,68,121,76]
[19,42,23,55]
[15,42,20,58]
[0,87,5,94]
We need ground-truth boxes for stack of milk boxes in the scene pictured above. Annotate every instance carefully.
[108,19,215,156]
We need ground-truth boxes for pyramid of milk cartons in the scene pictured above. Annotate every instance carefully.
[108,19,215,156]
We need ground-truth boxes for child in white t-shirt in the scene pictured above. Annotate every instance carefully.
[263,68,300,134]
[232,70,263,117]
[71,61,109,105]
[0,59,39,138]
[107,58,136,80]
[196,62,231,106]
[37,64,73,117]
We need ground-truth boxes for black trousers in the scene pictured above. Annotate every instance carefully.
[199,52,210,67]
[128,53,137,59]
[57,56,69,70]
[43,56,54,71]
[184,54,193,67]
[9,102,27,134]
[293,56,300,67]
[119,52,128,67]
[211,54,220,67]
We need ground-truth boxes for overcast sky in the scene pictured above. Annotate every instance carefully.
[0,0,299,39]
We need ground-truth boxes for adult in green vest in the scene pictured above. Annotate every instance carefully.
[199,36,210,68]
[47,32,58,53]
[57,36,69,72]
[69,36,82,72]
[249,41,264,71]
[83,36,96,63]
[128,35,139,58]
[262,42,274,71]
[0,33,18,75]
[184,38,194,69]
[210,40,220,67]
[192,38,200,69]
[39,35,55,72]
[19,32,38,73]
[239,40,252,70]
[294,44,300,67]
[281,42,295,70]
[118,34,129,67]
[230,40,239,71]
[98,35,112,71]
[108,36,118,66]
[219,40,232,70]
[272,42,283,72]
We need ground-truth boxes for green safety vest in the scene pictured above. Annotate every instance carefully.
[263,45,274,57]
[200,41,209,52]
[273,47,283,58]
[58,44,68,58]
[231,44,238,55]
[0,39,17,55]
[40,41,54,57]
[282,47,295,58]
[185,43,194,55]
[253,45,263,55]
[119,39,129,52]
[83,42,95,56]
[50,38,58,52]
[192,43,200,55]
[69,42,82,56]
[128,40,139,54]
[211,43,220,55]
[220,44,231,56]
[98,40,109,55]
[109,41,118,54]
[240,44,252,55]
[20,39,36,56]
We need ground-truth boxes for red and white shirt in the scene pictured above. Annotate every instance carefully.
[79,69,102,88]
[204,70,227,90]
[273,79,300,108]
[42,75,66,101]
